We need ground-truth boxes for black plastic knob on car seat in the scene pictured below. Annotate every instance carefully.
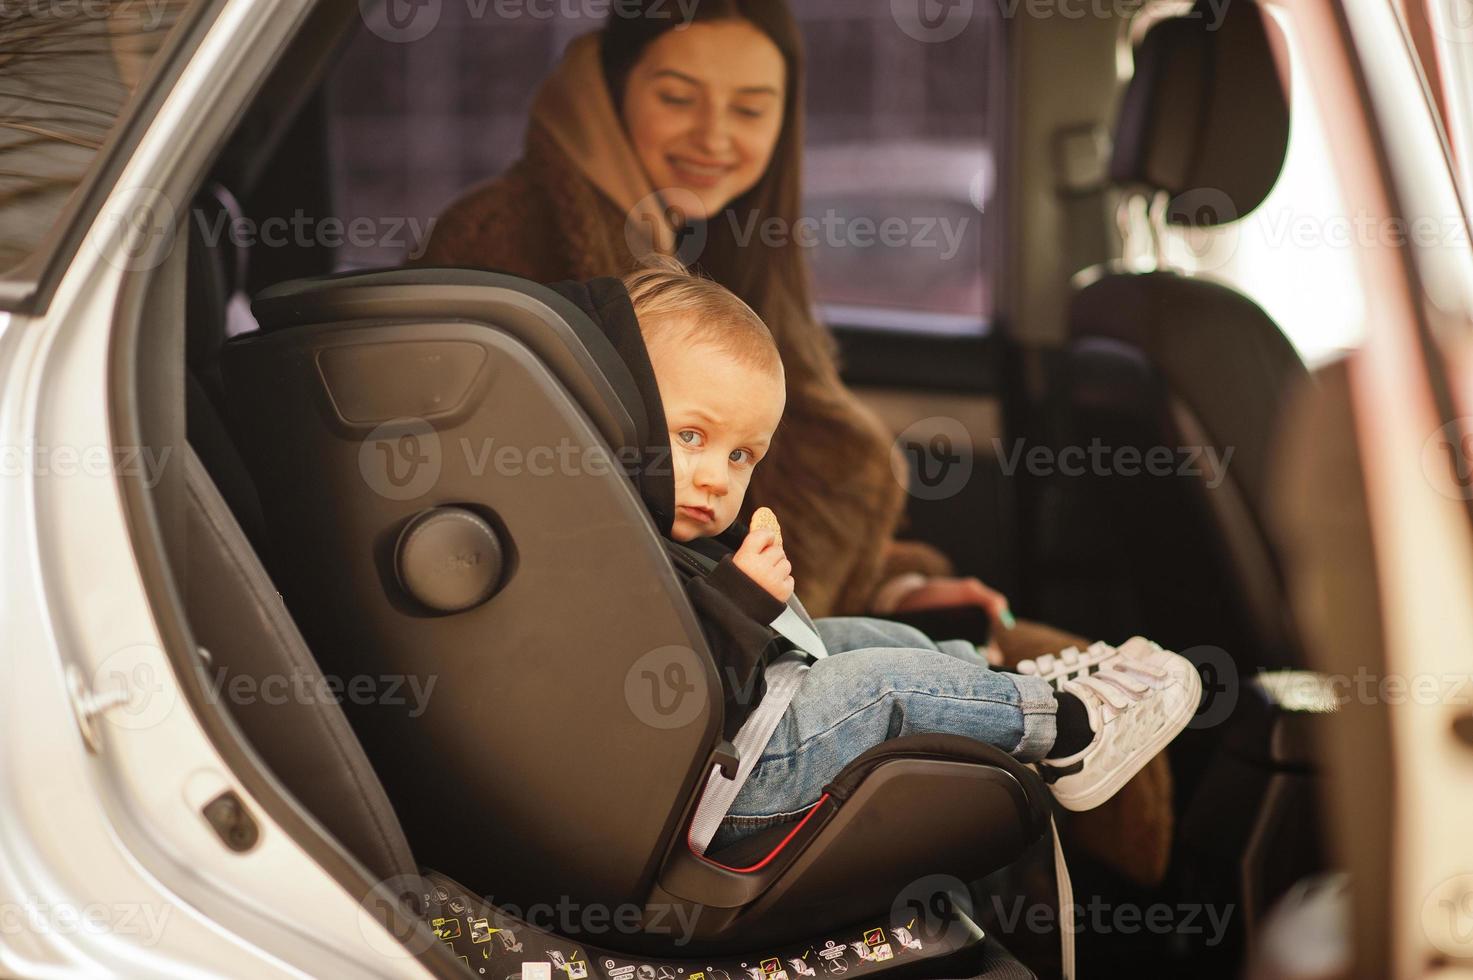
[394,506,504,613]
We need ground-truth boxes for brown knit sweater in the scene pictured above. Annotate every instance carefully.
[420,127,645,284]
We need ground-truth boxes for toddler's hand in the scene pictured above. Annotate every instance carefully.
[734,527,794,604]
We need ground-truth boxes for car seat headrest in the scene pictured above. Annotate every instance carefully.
[1109,0,1290,225]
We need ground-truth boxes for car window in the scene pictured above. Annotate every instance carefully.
[0,1,195,282]
[801,6,998,334]
[326,3,1000,333]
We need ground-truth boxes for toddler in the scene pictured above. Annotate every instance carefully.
[620,260,1201,851]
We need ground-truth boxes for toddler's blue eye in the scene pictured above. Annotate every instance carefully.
[730,449,752,464]
[677,430,703,447]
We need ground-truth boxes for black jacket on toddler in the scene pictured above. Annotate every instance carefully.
[545,276,805,741]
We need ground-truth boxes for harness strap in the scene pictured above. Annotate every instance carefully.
[1053,814,1076,979]
[688,653,809,855]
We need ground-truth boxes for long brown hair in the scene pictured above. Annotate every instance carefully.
[602,0,905,613]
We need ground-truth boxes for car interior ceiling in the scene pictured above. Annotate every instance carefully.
[148,0,1338,976]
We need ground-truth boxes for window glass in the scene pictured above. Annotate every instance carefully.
[0,0,193,276]
[800,3,997,332]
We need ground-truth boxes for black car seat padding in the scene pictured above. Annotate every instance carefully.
[182,444,419,883]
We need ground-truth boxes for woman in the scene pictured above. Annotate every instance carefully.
[419,0,1173,884]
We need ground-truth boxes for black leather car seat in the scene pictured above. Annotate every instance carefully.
[1035,6,1328,952]
[215,266,1057,958]
[1049,0,1308,671]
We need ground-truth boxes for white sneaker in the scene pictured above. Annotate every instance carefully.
[1021,637,1202,811]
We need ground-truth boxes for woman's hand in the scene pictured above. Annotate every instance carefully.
[893,575,1014,629]
[733,528,794,604]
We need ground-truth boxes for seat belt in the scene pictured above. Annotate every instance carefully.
[687,651,808,855]
[687,596,832,855]
[689,589,842,854]
[1052,815,1076,979]
[770,604,827,660]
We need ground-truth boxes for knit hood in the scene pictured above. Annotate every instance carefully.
[529,34,677,256]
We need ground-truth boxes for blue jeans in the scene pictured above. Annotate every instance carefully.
[712,617,1058,850]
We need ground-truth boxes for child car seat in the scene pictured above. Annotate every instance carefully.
[219,267,1055,956]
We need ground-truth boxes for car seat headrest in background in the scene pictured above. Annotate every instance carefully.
[1109,0,1290,224]
[546,276,675,537]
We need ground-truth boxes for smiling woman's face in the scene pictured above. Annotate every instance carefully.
[620,20,786,221]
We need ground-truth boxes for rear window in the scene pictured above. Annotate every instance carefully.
[0,1,192,277]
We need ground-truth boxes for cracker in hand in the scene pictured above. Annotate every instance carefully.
[750,506,782,547]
